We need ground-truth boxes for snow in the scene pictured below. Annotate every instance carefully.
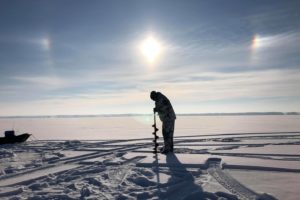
[227,170,300,200]
[177,139,300,146]
[211,144,300,155]
[221,156,300,171]
[0,164,79,187]
[125,153,213,168]
[0,131,300,199]
[2,115,300,140]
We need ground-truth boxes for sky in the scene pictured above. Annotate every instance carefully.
[0,0,300,116]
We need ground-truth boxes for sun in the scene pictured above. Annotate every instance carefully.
[140,36,162,63]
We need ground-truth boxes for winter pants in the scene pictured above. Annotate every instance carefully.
[162,119,175,151]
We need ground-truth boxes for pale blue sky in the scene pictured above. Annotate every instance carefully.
[0,0,300,115]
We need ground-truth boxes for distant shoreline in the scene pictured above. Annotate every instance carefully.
[0,112,299,119]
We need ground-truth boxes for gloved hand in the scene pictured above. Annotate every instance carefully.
[153,107,158,113]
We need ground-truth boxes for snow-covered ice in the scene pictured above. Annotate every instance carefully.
[0,132,300,199]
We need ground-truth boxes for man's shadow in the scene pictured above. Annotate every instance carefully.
[157,152,243,200]
[157,153,210,200]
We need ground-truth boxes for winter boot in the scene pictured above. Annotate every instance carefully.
[160,146,171,154]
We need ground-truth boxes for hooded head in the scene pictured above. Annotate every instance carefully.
[150,91,157,101]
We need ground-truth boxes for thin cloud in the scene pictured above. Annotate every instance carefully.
[12,75,69,89]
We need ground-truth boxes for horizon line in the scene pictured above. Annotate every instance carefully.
[0,112,299,118]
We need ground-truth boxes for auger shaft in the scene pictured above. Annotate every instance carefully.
[152,111,159,153]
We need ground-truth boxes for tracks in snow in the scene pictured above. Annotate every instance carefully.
[0,143,151,187]
[207,159,258,200]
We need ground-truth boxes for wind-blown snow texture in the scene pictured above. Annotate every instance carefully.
[1,132,300,199]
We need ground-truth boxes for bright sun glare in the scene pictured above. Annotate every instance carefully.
[140,36,162,63]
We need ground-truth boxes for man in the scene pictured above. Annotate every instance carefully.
[150,91,176,154]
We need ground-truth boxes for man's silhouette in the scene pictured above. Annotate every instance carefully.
[150,91,176,154]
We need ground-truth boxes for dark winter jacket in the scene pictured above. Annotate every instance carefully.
[155,92,176,122]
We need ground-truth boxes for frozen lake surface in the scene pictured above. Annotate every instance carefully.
[0,115,300,199]
[1,115,300,140]
[1,131,300,199]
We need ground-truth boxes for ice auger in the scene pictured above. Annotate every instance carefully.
[152,110,159,154]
